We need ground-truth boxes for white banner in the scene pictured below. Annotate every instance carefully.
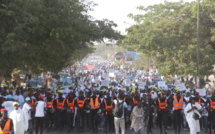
[138,82,146,89]
[102,73,109,79]
[101,80,109,87]
[176,84,187,91]
[196,89,206,96]
[157,81,166,88]
[109,72,115,78]
[123,79,131,86]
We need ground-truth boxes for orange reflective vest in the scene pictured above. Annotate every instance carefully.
[117,97,126,101]
[0,119,11,134]
[45,99,54,109]
[103,99,113,114]
[209,98,215,110]
[77,98,87,108]
[66,99,75,113]
[158,98,167,110]
[195,98,201,104]
[56,99,66,109]
[29,99,36,109]
[173,96,183,110]
[90,97,100,109]
[132,97,141,105]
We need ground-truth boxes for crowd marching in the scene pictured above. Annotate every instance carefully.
[0,55,215,134]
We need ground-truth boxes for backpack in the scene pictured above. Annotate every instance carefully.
[113,100,124,118]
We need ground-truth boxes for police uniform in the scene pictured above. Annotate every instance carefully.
[207,97,215,134]
[54,94,66,130]
[75,94,88,132]
[65,96,75,132]
[143,93,155,134]
[156,96,168,134]
[171,94,185,134]
[103,95,114,132]
[45,96,55,130]
[89,95,101,133]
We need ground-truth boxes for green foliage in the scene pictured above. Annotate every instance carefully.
[0,0,122,76]
[123,0,215,77]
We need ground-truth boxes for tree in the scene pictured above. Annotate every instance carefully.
[123,1,215,78]
[0,0,122,77]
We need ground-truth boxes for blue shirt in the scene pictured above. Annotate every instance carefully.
[113,100,128,119]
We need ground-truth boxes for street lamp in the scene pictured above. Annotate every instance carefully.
[196,0,200,88]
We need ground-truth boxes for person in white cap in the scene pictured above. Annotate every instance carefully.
[35,95,46,134]
[22,97,33,134]
[10,102,28,134]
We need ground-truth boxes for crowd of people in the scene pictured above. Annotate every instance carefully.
[0,56,214,134]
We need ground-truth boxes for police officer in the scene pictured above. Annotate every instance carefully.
[207,91,215,134]
[0,109,13,134]
[132,91,142,108]
[171,91,184,134]
[90,91,101,133]
[103,92,114,133]
[54,92,66,131]
[66,92,75,132]
[75,90,87,133]
[45,92,54,131]
[156,92,168,134]
[143,93,155,134]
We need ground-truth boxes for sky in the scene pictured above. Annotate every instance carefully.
[90,0,195,34]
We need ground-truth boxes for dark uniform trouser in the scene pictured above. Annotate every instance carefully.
[90,109,99,132]
[56,109,66,129]
[157,110,168,132]
[105,112,114,132]
[147,115,153,133]
[85,112,91,129]
[67,112,74,130]
[208,110,215,133]
[35,117,44,134]
[28,119,33,134]
[76,109,86,132]
[173,110,182,133]
[46,110,55,128]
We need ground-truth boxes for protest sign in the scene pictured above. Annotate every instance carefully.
[196,89,206,96]
[109,72,115,78]
[123,79,131,86]
[101,80,109,87]
[176,84,187,91]
[138,82,146,89]
[102,73,109,79]
[157,81,166,87]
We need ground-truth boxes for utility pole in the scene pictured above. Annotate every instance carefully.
[196,0,200,88]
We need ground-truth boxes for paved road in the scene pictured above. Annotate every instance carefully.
[43,127,207,134]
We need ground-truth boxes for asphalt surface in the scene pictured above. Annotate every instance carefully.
[43,127,207,134]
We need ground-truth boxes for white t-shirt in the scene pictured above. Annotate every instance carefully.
[22,102,31,120]
[2,100,14,116]
[35,101,46,117]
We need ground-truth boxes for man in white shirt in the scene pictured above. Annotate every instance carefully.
[35,95,46,134]
[1,94,14,117]
[10,102,28,134]
[13,90,24,107]
[113,94,128,134]
[22,97,33,134]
